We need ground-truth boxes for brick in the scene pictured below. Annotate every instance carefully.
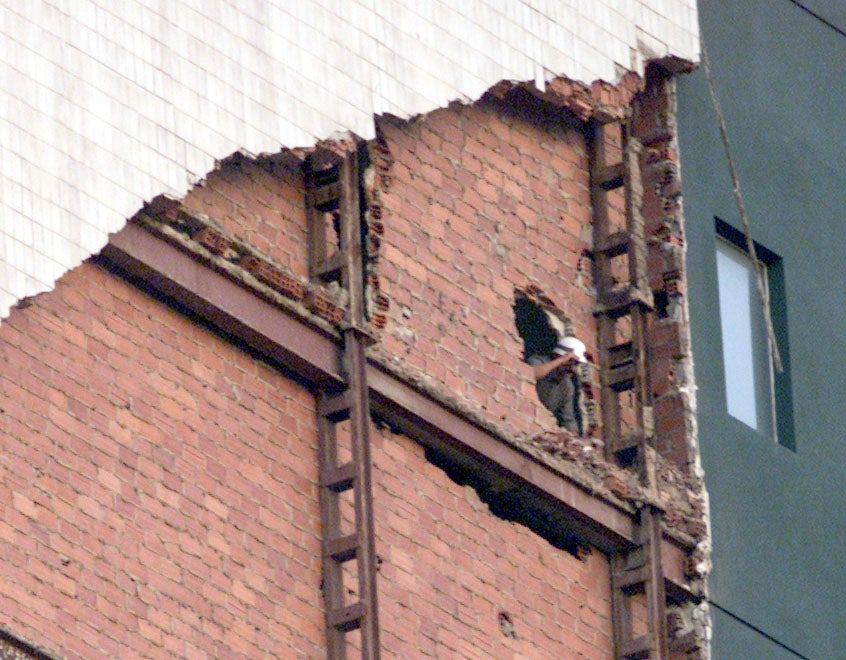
[12,492,36,518]
[240,255,306,301]
[0,264,326,657]
[650,320,686,359]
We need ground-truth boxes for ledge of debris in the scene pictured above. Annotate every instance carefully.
[369,347,705,548]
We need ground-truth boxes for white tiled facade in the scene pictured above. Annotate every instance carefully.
[0,0,698,320]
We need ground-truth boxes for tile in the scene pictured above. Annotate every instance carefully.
[0,0,700,316]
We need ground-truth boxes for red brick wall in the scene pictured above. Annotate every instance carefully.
[375,99,599,438]
[0,259,616,659]
[182,159,310,279]
[373,425,613,658]
[0,78,698,657]
[0,264,324,658]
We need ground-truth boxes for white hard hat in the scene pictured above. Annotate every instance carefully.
[554,336,587,363]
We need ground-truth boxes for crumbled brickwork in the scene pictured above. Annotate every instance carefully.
[0,264,325,658]
[134,209,348,331]
[136,75,698,469]
[372,425,614,659]
[633,69,699,471]
[127,71,707,526]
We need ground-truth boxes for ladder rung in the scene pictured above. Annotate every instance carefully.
[595,161,626,190]
[318,389,350,421]
[306,181,341,211]
[596,230,630,257]
[619,545,645,570]
[595,287,654,318]
[608,341,634,368]
[313,251,343,281]
[615,565,649,591]
[608,363,636,392]
[607,431,647,455]
[669,630,700,653]
[328,602,365,632]
[620,634,652,659]
[321,462,356,492]
[325,533,359,562]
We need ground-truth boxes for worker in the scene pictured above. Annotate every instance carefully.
[528,336,587,434]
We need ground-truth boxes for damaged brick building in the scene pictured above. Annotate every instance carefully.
[0,3,712,658]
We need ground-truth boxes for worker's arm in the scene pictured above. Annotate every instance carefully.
[532,353,578,380]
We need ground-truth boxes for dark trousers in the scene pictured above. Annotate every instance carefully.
[536,371,580,434]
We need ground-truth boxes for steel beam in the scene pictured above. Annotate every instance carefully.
[101,222,343,388]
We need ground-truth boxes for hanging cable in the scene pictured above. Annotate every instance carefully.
[786,0,846,39]
[700,38,783,373]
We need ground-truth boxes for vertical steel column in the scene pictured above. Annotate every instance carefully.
[590,119,667,659]
[641,506,668,658]
[624,135,652,444]
[314,146,380,659]
[338,148,380,659]
[589,120,623,449]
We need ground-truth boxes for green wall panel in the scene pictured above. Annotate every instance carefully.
[677,1,846,657]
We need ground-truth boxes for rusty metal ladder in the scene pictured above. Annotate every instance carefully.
[307,147,381,659]
[589,118,668,659]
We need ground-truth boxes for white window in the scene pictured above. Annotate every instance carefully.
[715,237,775,436]
[714,217,795,450]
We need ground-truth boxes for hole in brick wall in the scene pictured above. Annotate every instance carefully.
[513,287,591,436]
[615,445,638,468]
[498,611,517,638]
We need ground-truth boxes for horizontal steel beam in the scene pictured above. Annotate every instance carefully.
[100,223,695,575]
[366,366,635,552]
[101,223,343,388]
